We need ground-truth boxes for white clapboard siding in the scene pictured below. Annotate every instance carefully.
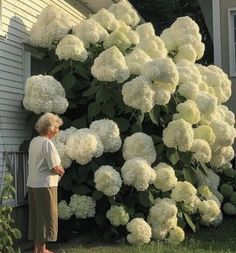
[0,0,87,185]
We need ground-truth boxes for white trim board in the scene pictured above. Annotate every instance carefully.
[228,8,236,77]
[212,0,221,67]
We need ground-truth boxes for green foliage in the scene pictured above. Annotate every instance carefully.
[0,154,21,253]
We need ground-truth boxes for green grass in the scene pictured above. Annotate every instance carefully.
[51,217,236,253]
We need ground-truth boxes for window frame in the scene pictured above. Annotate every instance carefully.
[228,8,236,77]
[0,0,4,37]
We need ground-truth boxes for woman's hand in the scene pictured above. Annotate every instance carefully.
[52,165,65,177]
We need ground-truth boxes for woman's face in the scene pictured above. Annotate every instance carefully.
[48,125,60,139]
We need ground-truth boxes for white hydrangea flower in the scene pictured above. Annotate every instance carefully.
[216,105,235,126]
[65,128,104,165]
[171,181,197,206]
[109,1,140,27]
[136,35,167,59]
[55,34,87,62]
[196,200,221,225]
[174,43,197,63]
[69,194,96,219]
[90,8,119,31]
[122,132,156,165]
[190,139,212,163]
[194,91,217,115]
[94,165,122,196]
[178,82,200,100]
[90,119,121,153]
[210,146,234,168]
[122,76,155,112]
[153,163,178,192]
[168,226,185,243]
[73,19,108,48]
[197,64,232,104]
[173,100,201,125]
[148,198,177,226]
[196,169,220,192]
[52,127,77,168]
[142,57,179,94]
[163,119,194,152]
[23,75,68,114]
[58,200,73,220]
[136,22,155,40]
[210,119,236,147]
[30,5,73,48]
[154,89,172,105]
[160,16,204,61]
[126,218,152,244]
[193,125,216,145]
[103,30,131,52]
[125,48,152,76]
[176,60,202,85]
[106,205,129,226]
[121,157,156,191]
[91,46,130,83]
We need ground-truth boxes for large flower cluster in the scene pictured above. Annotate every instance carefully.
[30,5,73,48]
[160,16,204,62]
[90,119,121,153]
[106,205,129,227]
[163,119,194,152]
[153,163,178,192]
[58,200,73,220]
[94,165,122,196]
[23,75,68,114]
[126,218,152,244]
[122,132,156,165]
[55,34,88,62]
[65,128,103,165]
[69,194,96,219]
[171,181,197,206]
[52,127,77,168]
[91,46,130,83]
[121,157,156,191]
[148,198,178,240]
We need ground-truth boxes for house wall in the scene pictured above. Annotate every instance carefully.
[219,0,236,113]
[0,0,87,181]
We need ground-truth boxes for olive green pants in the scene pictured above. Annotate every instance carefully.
[28,187,58,243]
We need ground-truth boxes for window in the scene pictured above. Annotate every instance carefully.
[228,9,236,77]
[23,44,54,85]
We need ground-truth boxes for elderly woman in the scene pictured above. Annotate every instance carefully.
[27,113,65,253]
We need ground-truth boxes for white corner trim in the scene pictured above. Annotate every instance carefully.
[212,0,221,67]
[228,8,236,77]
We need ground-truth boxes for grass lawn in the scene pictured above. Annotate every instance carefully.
[39,217,236,253]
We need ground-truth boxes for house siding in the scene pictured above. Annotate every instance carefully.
[219,0,236,113]
[0,0,86,180]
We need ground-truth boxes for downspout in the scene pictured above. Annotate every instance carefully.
[212,0,222,67]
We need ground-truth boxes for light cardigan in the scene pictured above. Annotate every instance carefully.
[27,136,61,187]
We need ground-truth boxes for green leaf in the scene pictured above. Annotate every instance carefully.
[88,101,101,117]
[11,228,21,240]
[96,87,111,103]
[83,86,99,97]
[62,72,76,91]
[68,100,78,109]
[95,213,106,226]
[49,60,70,75]
[183,168,197,185]
[72,61,90,80]
[183,212,196,232]
[199,162,209,175]
[166,148,179,165]
[148,106,160,125]
[60,116,72,129]
[92,190,103,201]
[114,118,130,132]
[138,191,155,208]
[71,117,87,129]
[101,103,115,118]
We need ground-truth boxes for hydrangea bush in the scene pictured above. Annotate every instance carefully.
[22,2,236,245]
